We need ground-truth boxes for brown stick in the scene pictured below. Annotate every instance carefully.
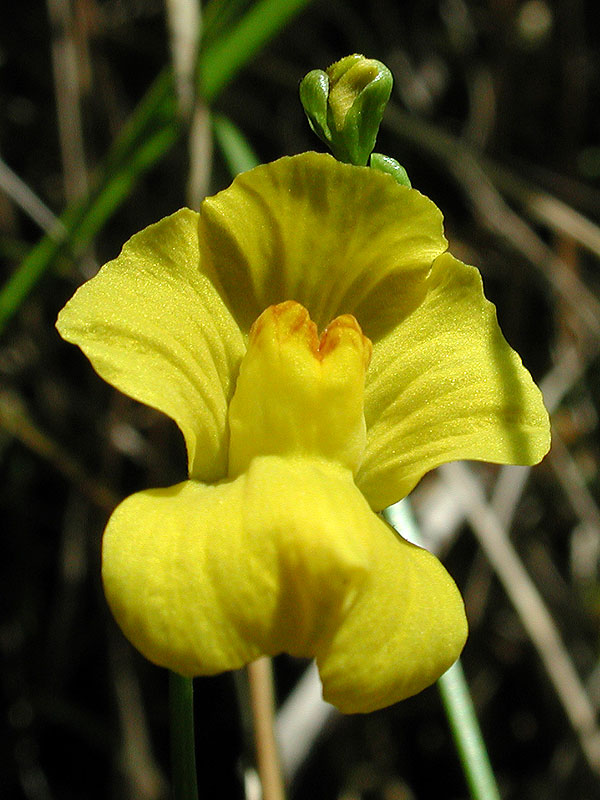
[247,657,286,800]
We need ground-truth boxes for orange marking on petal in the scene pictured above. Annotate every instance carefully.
[320,314,373,368]
[250,301,373,368]
[249,301,321,355]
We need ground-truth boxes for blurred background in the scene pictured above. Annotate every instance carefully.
[1,0,600,798]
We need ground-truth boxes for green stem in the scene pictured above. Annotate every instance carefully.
[383,500,502,800]
[438,661,502,800]
[169,671,199,800]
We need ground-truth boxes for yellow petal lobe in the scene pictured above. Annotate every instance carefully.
[359,253,551,510]
[102,456,467,712]
[102,459,369,676]
[228,301,372,477]
[317,517,468,713]
[56,209,245,482]
[198,152,446,335]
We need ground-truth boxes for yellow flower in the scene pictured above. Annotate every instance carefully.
[56,152,550,713]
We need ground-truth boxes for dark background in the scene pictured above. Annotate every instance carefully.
[1,1,600,798]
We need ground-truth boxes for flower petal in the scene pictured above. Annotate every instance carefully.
[358,253,551,511]
[198,152,447,335]
[103,478,265,676]
[103,455,466,713]
[56,209,245,482]
[102,457,373,678]
[316,513,467,713]
[228,301,371,478]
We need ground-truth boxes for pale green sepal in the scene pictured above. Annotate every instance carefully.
[299,69,332,145]
[370,153,411,187]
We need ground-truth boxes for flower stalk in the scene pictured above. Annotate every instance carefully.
[169,671,199,800]
[248,658,286,800]
[438,661,502,800]
[384,500,501,800]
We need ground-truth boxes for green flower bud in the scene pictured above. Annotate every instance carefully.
[300,54,393,166]
[369,153,411,187]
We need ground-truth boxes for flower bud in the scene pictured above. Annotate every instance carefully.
[300,54,393,166]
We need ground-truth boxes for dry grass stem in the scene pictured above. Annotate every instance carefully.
[440,461,600,774]
[110,636,167,800]
[187,103,213,209]
[46,0,89,203]
[385,105,600,338]
[549,433,600,540]
[248,657,286,800]
[0,390,119,513]
[0,157,65,237]
[165,0,202,119]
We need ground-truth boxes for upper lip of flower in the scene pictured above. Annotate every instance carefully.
[56,150,550,511]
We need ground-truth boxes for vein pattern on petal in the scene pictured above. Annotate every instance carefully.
[358,253,551,510]
[56,209,245,481]
[198,152,447,336]
[102,455,467,712]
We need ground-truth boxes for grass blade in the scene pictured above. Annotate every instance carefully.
[213,113,260,175]
[0,0,315,334]
[384,499,502,800]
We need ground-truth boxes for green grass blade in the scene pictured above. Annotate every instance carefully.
[213,113,260,175]
[169,672,199,800]
[202,0,252,48]
[198,0,313,101]
[0,0,315,334]
[384,499,502,800]
[100,70,177,181]
[0,122,180,330]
